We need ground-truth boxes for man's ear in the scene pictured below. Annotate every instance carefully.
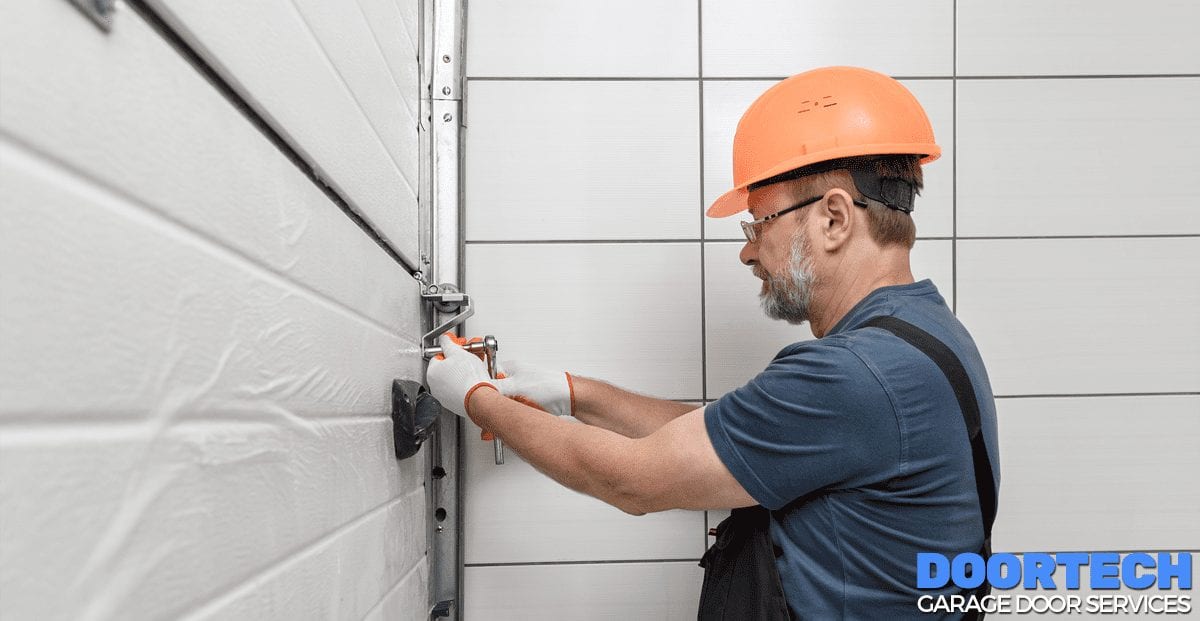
[817,188,856,251]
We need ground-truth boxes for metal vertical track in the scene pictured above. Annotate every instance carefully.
[423,0,465,617]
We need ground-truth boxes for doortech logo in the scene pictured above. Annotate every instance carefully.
[916,552,1193,615]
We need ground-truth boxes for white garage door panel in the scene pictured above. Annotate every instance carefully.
[363,558,431,621]
[465,81,701,241]
[0,420,423,619]
[704,240,954,399]
[185,493,426,621]
[465,562,703,620]
[957,78,1200,237]
[357,0,420,97]
[142,0,421,262]
[956,238,1200,396]
[0,0,416,333]
[0,149,422,416]
[463,417,704,564]
[957,0,1200,77]
[702,0,953,78]
[702,79,955,241]
[992,396,1200,552]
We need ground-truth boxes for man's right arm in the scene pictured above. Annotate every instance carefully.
[570,376,695,439]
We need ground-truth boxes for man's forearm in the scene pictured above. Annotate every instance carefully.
[570,376,694,438]
[467,385,650,514]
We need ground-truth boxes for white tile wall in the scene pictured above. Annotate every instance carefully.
[702,0,954,78]
[466,81,700,240]
[958,0,1200,76]
[465,243,703,399]
[465,1,1200,617]
[957,78,1200,237]
[465,0,699,77]
[143,0,421,262]
[956,238,1200,396]
[992,396,1200,552]
[465,562,703,620]
[703,79,955,240]
[464,417,704,564]
[0,0,427,618]
[704,240,954,398]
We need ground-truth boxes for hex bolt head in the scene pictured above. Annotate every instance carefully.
[442,55,451,63]
[442,86,452,95]
[443,113,453,122]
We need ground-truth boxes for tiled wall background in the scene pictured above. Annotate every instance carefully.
[463,1,1200,619]
[1,0,428,618]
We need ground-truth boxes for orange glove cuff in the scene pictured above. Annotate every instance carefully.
[565,372,576,416]
[463,381,498,419]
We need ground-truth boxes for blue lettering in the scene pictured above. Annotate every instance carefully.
[1158,552,1193,589]
[1056,553,1089,589]
[1122,553,1156,589]
[952,553,986,589]
[917,553,949,589]
[1091,552,1121,589]
[1023,553,1057,589]
[987,553,1021,589]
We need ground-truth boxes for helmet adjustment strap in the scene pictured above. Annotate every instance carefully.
[747,157,917,214]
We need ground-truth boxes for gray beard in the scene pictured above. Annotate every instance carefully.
[757,234,817,325]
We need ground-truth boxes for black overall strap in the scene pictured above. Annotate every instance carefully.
[861,316,997,543]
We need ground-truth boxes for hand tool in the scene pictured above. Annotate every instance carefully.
[424,334,505,465]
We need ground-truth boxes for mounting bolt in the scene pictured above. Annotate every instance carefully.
[442,86,452,95]
[443,113,453,122]
[442,55,451,63]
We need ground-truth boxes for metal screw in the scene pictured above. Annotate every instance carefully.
[442,55,451,63]
[436,525,444,533]
[443,113,453,122]
[442,86,451,95]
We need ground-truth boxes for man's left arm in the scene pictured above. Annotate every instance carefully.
[467,386,757,515]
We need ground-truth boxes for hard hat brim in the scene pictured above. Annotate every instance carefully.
[705,144,942,218]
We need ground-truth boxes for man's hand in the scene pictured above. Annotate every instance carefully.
[494,360,575,417]
[425,334,496,418]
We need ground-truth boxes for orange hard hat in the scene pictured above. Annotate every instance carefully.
[707,66,940,218]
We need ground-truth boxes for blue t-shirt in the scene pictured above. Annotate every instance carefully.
[705,280,1000,619]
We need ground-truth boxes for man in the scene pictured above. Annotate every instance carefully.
[428,66,999,619]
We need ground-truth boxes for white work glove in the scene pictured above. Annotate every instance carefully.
[494,359,575,417]
[425,334,496,418]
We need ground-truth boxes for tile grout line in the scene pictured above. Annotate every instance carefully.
[697,0,709,551]
[465,549,1200,568]
[951,0,958,314]
[697,0,707,409]
[995,392,1200,400]
[466,558,703,568]
[466,74,1200,82]
[463,74,1200,82]
[465,234,1200,245]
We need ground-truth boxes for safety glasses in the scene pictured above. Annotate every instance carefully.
[739,195,823,243]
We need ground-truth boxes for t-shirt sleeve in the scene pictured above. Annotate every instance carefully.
[705,340,901,510]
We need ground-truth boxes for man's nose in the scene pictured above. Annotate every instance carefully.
[739,241,757,267]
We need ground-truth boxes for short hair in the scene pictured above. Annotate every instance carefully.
[787,155,924,249]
